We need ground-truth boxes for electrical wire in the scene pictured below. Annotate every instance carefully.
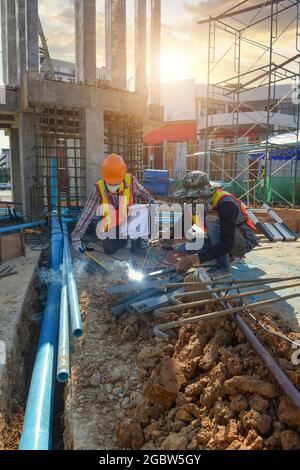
[233,284,300,348]
[246,311,300,348]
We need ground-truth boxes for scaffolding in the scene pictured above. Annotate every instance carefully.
[198,0,300,207]
[34,106,85,218]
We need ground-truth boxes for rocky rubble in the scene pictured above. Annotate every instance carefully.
[116,313,300,451]
[67,263,300,451]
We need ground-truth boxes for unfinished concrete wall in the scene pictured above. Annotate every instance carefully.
[26,0,39,73]
[0,0,7,85]
[84,107,104,196]
[1,0,18,86]
[1,0,38,86]
[75,0,96,84]
[150,0,161,105]
[135,0,147,97]
[18,112,35,216]
[16,0,27,82]
[6,0,18,86]
[105,0,127,90]
[10,127,23,206]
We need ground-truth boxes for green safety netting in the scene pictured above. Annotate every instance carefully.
[230,177,300,205]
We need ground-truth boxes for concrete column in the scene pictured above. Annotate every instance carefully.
[25,0,39,72]
[1,0,8,84]
[135,0,147,96]
[74,0,96,84]
[19,112,35,216]
[10,128,23,206]
[16,0,27,82]
[84,107,104,197]
[151,0,161,105]
[105,0,127,90]
[6,0,18,86]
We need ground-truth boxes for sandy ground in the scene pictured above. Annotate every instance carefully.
[0,249,41,359]
[0,247,41,450]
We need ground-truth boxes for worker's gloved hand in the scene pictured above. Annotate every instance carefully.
[73,241,85,254]
[176,254,200,274]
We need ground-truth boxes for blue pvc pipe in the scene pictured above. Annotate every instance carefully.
[19,217,63,450]
[63,223,83,338]
[51,217,63,271]
[57,254,70,383]
[51,158,58,211]
[0,221,45,234]
[19,280,61,450]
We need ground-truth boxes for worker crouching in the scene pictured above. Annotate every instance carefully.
[176,171,258,279]
[72,154,157,256]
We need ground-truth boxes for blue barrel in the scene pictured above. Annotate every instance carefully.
[143,170,170,196]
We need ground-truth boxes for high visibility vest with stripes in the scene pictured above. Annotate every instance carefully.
[97,173,134,233]
[192,190,256,232]
[211,190,257,231]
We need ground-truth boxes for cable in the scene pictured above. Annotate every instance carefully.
[233,284,300,348]
[246,311,300,348]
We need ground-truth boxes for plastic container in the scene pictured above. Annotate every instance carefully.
[143,169,170,196]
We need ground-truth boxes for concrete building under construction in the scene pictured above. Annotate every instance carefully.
[0,0,163,218]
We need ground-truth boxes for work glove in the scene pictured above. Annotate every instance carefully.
[176,254,200,274]
[73,241,85,254]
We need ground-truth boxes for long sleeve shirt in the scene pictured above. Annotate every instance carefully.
[72,176,156,244]
[198,202,239,263]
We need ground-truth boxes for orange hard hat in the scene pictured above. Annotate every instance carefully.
[102,154,127,184]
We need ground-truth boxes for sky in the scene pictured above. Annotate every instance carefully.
[0,131,8,151]
[37,0,298,83]
[1,0,299,150]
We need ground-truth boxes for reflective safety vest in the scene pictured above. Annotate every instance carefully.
[211,190,257,232]
[97,173,134,233]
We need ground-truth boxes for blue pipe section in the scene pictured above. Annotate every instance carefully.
[51,158,58,211]
[57,254,70,383]
[19,281,61,450]
[51,217,63,271]
[0,221,45,234]
[63,223,83,338]
[19,217,63,450]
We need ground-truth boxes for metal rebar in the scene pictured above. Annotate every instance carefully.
[195,270,300,412]
[156,281,300,314]
[154,292,300,336]
[173,277,300,300]
[163,275,300,290]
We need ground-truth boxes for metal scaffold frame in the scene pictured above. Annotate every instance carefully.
[198,0,300,207]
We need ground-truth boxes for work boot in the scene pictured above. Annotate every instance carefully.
[131,238,149,257]
[207,265,232,280]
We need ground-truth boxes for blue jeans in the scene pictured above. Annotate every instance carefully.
[202,218,230,270]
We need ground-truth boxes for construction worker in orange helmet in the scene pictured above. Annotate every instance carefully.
[71,153,157,256]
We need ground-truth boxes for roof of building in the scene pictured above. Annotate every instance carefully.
[144,121,197,145]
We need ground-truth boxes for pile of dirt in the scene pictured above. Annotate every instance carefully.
[116,311,300,450]
[2,407,24,450]
[66,262,300,451]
